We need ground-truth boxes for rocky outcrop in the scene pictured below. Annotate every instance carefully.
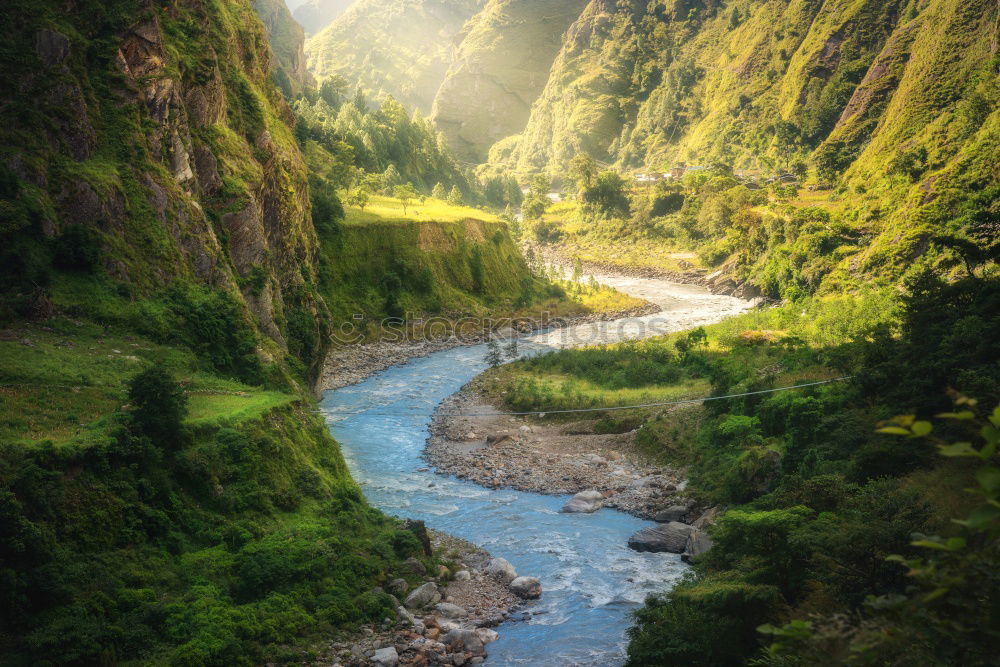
[430,0,586,162]
[253,0,316,95]
[627,521,694,553]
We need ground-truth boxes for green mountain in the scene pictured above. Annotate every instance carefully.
[293,0,357,35]
[496,0,997,182]
[305,0,488,114]
[429,0,587,162]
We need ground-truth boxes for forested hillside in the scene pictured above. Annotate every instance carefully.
[305,0,488,114]
[429,0,587,162]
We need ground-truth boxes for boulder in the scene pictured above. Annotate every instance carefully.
[561,489,604,513]
[485,557,517,584]
[682,529,714,563]
[653,505,691,523]
[404,582,441,609]
[509,576,542,599]
[434,602,468,618]
[486,433,512,446]
[372,646,398,666]
[627,521,694,553]
[388,578,409,596]
[453,569,471,581]
[442,628,485,656]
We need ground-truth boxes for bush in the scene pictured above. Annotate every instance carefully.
[52,225,102,273]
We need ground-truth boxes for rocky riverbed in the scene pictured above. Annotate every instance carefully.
[426,392,703,522]
[313,531,543,666]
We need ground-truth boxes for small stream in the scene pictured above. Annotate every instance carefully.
[320,276,750,665]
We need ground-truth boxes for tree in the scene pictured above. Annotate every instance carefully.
[582,170,630,218]
[484,339,503,367]
[128,365,187,445]
[382,164,401,193]
[503,338,519,359]
[393,183,418,215]
[432,182,447,199]
[447,185,464,206]
[346,189,370,212]
[569,152,598,192]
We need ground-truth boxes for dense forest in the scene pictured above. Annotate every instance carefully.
[1,0,997,664]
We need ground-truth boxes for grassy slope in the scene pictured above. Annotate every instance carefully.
[317,196,647,337]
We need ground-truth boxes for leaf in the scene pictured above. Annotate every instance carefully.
[911,421,933,437]
[911,539,951,551]
[936,411,976,421]
[922,587,950,602]
[877,426,911,436]
[937,442,979,457]
[976,467,1000,494]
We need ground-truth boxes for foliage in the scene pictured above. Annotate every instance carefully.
[128,365,188,445]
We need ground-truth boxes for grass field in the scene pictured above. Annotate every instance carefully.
[344,195,499,224]
[0,319,294,446]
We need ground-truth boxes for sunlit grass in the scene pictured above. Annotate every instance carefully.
[344,195,498,224]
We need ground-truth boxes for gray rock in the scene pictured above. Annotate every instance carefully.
[453,569,471,581]
[442,628,485,656]
[434,602,468,618]
[485,557,517,584]
[388,578,409,596]
[404,582,441,609]
[653,505,691,523]
[509,576,542,599]
[681,528,714,563]
[561,489,604,513]
[627,521,694,553]
[372,646,398,666]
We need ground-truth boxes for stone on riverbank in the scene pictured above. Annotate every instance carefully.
[653,504,692,523]
[404,582,441,609]
[561,489,605,513]
[435,602,468,618]
[372,646,398,666]
[485,557,517,584]
[509,576,542,599]
[627,521,694,553]
[681,528,714,562]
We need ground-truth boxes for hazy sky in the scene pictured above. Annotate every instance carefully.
[284,0,308,11]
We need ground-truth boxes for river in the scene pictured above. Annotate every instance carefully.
[320,275,751,665]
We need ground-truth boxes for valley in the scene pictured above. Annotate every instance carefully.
[0,0,997,665]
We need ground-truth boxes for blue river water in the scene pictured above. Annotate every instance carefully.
[320,341,687,665]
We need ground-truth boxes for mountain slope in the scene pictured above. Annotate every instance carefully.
[496,0,998,181]
[429,0,587,162]
[253,0,316,96]
[293,0,357,35]
[305,0,488,113]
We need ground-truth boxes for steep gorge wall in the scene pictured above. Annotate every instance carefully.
[1,0,330,379]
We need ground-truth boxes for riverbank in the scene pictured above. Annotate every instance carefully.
[313,531,541,666]
[317,302,660,393]
[425,391,703,523]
